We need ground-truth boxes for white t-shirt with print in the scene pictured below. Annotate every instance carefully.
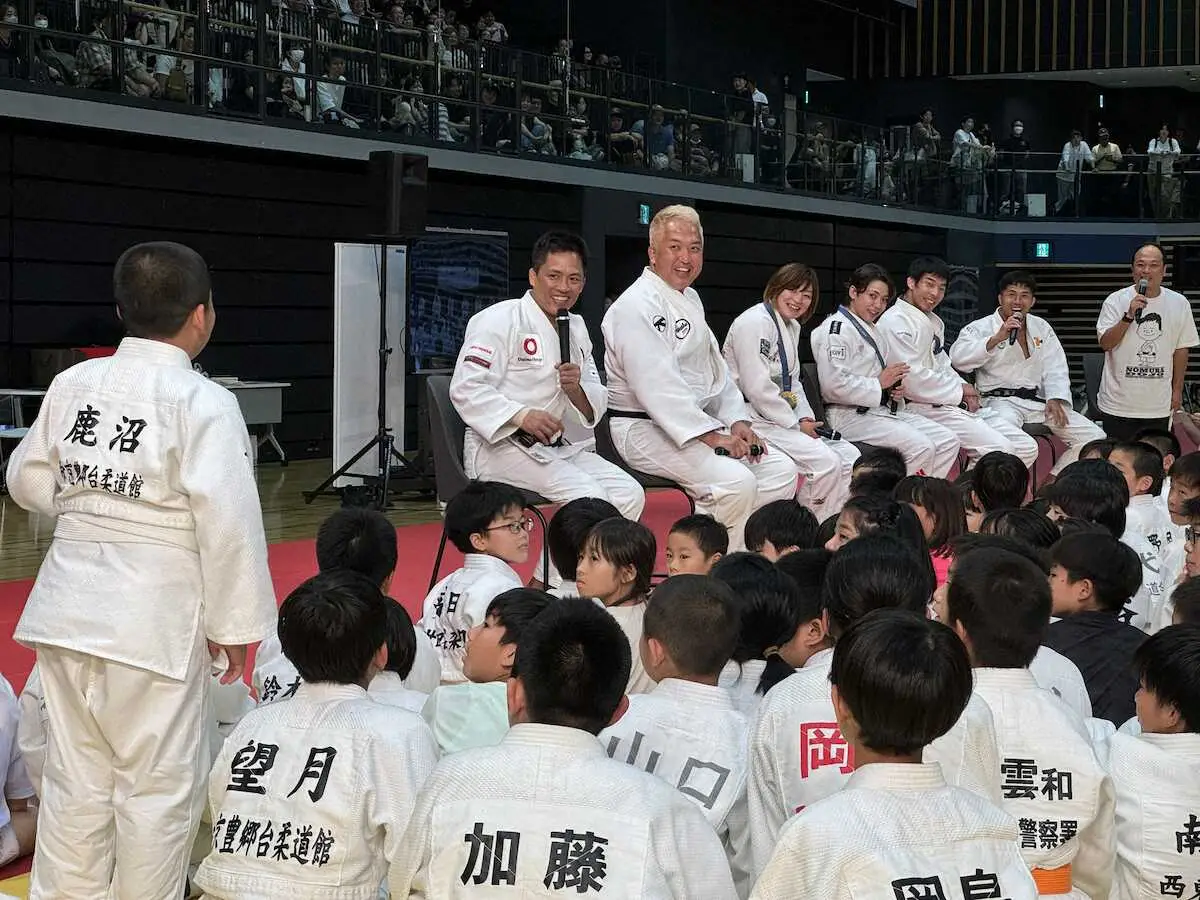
[1097,285,1198,418]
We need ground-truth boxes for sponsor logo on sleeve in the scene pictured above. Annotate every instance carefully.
[464,344,495,369]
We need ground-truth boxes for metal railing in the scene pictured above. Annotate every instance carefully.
[3,1,1198,221]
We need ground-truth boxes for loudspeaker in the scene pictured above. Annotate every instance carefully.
[369,150,429,238]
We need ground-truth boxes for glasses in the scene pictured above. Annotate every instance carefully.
[486,517,534,535]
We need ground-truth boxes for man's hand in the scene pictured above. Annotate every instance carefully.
[879,363,909,390]
[798,419,821,439]
[557,362,583,393]
[997,312,1024,340]
[961,383,981,413]
[699,431,750,459]
[1044,398,1069,427]
[1128,293,1148,319]
[208,641,249,686]
[731,420,766,456]
[519,409,563,443]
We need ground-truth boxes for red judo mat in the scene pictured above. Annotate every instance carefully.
[0,488,697,692]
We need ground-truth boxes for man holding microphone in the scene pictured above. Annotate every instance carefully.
[951,270,1104,474]
[1096,243,1198,440]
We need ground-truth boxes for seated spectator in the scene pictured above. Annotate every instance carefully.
[545,497,621,597]
[744,499,819,561]
[31,10,78,85]
[0,675,36,868]
[633,104,677,171]
[476,10,506,42]
[607,107,643,164]
[518,92,553,155]
[895,475,966,586]
[970,450,1029,514]
[848,446,908,498]
[154,24,196,102]
[666,513,728,576]
[316,55,360,127]
[0,5,22,78]
[978,507,1063,551]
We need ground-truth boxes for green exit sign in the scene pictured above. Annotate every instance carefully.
[1035,241,1052,258]
[639,203,651,226]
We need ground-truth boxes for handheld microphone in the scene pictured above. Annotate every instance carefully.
[556,311,571,365]
[1008,310,1022,346]
[889,382,900,414]
[814,424,842,441]
[1137,278,1149,296]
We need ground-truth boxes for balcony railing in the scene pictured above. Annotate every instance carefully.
[5,0,1199,221]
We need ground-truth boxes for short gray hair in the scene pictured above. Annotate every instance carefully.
[649,204,704,247]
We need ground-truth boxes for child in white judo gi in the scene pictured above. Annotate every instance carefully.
[388,596,739,899]
[712,552,829,718]
[943,542,1115,898]
[1108,624,1200,900]
[419,480,529,683]
[743,499,818,561]
[6,242,278,899]
[748,536,1000,877]
[1111,440,1183,598]
[599,574,752,893]
[256,506,440,702]
[0,675,36,869]
[752,609,1037,900]
[195,570,439,899]
[575,517,658,694]
[422,588,552,755]
[665,513,728,576]
[544,497,620,598]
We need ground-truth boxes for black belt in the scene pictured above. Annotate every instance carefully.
[514,430,565,448]
[826,403,882,415]
[981,387,1042,401]
[608,410,653,420]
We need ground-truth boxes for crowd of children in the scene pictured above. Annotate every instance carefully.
[7,428,1200,897]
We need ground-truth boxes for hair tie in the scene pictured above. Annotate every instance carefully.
[763,646,782,660]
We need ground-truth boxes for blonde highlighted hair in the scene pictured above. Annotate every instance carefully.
[649,204,704,246]
[763,263,820,324]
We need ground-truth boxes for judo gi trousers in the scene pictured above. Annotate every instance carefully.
[30,631,210,900]
[824,407,960,478]
[466,437,646,585]
[906,401,1041,469]
[983,397,1105,474]
[610,419,798,552]
[752,424,859,517]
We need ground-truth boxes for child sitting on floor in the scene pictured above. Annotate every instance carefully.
[665,513,729,576]
[744,500,818,561]
[545,497,620,597]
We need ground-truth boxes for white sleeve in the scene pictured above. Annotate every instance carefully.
[656,798,740,899]
[5,383,60,518]
[449,312,528,443]
[1096,293,1126,336]
[948,319,997,373]
[572,321,607,426]
[1062,143,1073,166]
[879,318,964,406]
[386,767,442,897]
[1072,773,1115,900]
[711,356,755,429]
[746,706,788,879]
[405,628,442,694]
[182,394,277,647]
[811,322,884,409]
[373,720,440,867]
[16,668,45,798]
[723,316,800,429]
[1175,301,1200,350]
[1039,326,1073,402]
[603,299,725,447]
[723,785,754,899]
[1147,140,1158,155]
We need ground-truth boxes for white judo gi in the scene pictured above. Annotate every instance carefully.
[388,722,738,898]
[1120,526,1166,633]
[1030,646,1095,721]
[973,668,1115,899]
[1127,494,1184,624]
[1108,730,1200,900]
[194,681,438,900]
[746,649,1001,878]
[602,268,798,552]
[877,298,1040,468]
[751,763,1038,900]
[0,675,35,867]
[599,678,752,895]
[450,291,645,541]
[718,659,768,720]
[810,307,959,477]
[6,337,277,900]
[723,302,858,517]
[417,554,523,683]
[950,311,1104,474]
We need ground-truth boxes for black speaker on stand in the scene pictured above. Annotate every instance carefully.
[303,151,432,508]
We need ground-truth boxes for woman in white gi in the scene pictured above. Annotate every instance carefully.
[809,263,960,477]
[723,263,858,518]
[950,269,1103,475]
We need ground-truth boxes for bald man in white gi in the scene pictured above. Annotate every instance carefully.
[602,206,798,552]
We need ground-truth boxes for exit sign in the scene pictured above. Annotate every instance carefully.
[1023,239,1054,261]
[639,203,651,226]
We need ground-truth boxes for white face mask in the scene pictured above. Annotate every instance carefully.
[289,48,303,63]
[1012,126,1024,135]
[3,14,17,24]
[34,16,47,26]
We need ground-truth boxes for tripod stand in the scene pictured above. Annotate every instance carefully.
[303,237,413,509]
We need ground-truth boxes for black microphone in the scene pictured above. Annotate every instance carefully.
[814,424,842,440]
[889,382,900,414]
[1008,310,1022,346]
[556,311,571,366]
[1137,278,1149,296]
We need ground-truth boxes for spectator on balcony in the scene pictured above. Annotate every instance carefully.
[551,37,570,82]
[0,5,23,78]
[607,106,643,165]
[518,92,554,155]
[1092,127,1123,215]
[478,80,508,149]
[911,108,941,204]
[633,104,677,171]
[477,10,507,43]
[1056,129,1094,214]
[997,120,1030,215]
[76,12,117,90]
[686,122,719,176]
[30,11,77,85]
[281,45,310,120]
[951,116,986,214]
[442,74,472,140]
[316,55,361,128]
[574,45,594,91]
[1147,124,1181,219]
[222,47,257,114]
[154,24,195,103]
[439,24,470,70]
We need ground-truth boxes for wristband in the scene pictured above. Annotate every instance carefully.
[1122,313,1135,323]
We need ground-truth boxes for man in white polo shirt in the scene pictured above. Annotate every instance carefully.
[1097,243,1199,440]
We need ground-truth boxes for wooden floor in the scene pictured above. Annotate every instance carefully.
[0,459,442,582]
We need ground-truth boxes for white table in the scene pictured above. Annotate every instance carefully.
[222,381,292,466]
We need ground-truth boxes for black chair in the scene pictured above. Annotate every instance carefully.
[593,413,696,515]
[1083,353,1105,423]
[799,362,877,455]
[424,375,550,589]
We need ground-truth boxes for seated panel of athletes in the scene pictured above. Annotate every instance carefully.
[950,271,1103,475]
[601,206,798,552]
[809,264,960,478]
[877,257,1040,470]
[722,263,858,518]
[449,231,645,585]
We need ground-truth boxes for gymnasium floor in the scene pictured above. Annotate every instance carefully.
[0,459,694,898]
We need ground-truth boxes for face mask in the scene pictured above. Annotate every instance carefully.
[289,49,303,63]
[34,16,47,26]
[3,14,16,24]
[1012,126,1023,135]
